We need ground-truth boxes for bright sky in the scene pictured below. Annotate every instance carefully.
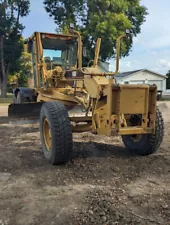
[21,0,170,75]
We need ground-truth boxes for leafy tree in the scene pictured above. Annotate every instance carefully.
[0,0,30,97]
[44,0,148,65]
[9,42,32,87]
[17,51,32,87]
[166,70,170,89]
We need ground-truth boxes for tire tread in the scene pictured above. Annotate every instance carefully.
[122,108,164,156]
[40,101,73,165]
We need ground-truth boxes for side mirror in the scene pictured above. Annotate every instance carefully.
[83,46,87,57]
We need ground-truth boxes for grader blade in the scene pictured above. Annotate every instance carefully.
[8,103,43,118]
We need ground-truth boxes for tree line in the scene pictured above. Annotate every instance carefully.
[0,0,152,97]
[0,0,30,97]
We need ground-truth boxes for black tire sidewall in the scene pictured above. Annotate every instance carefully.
[122,134,148,153]
[40,102,73,165]
[122,108,164,156]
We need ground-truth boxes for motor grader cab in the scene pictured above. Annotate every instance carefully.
[28,31,81,87]
[8,26,164,165]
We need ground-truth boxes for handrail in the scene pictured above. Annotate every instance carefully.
[93,38,102,67]
[71,30,128,77]
[84,34,127,76]
[71,30,82,69]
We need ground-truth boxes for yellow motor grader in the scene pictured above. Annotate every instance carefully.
[9,25,164,165]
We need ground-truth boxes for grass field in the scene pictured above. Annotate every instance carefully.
[0,94,13,104]
[0,99,12,104]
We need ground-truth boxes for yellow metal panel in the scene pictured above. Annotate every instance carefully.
[76,81,84,88]
[84,77,100,98]
[94,38,101,67]
[95,113,111,136]
[119,88,149,114]
[93,76,109,85]
[118,127,153,135]
[92,98,111,136]
[119,84,149,89]
[84,67,102,74]
[142,87,149,129]
[37,89,78,106]
[148,86,157,132]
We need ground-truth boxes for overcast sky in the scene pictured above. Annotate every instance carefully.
[21,0,170,75]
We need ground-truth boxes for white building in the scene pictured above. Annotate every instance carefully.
[115,69,167,91]
[97,61,110,72]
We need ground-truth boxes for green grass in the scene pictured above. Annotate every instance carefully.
[0,99,13,104]
[0,94,13,104]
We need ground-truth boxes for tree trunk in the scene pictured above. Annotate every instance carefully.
[16,6,20,27]
[0,35,7,97]
[1,78,7,97]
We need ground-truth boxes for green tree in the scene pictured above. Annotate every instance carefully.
[166,70,170,89]
[9,42,32,87]
[44,0,148,64]
[0,0,30,97]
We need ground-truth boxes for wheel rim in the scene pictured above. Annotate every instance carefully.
[43,118,52,151]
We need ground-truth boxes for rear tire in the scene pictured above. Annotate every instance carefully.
[40,101,73,165]
[122,108,164,155]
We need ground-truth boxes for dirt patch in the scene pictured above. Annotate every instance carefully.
[0,105,9,117]
[158,102,169,112]
[0,104,170,225]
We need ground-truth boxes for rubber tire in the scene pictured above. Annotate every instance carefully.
[16,91,26,103]
[122,108,164,156]
[157,94,161,101]
[40,101,73,165]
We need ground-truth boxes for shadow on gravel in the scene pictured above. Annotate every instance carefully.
[0,137,169,184]
[0,117,10,124]
[73,141,131,159]
[1,119,167,178]
[0,139,131,173]
[0,124,39,134]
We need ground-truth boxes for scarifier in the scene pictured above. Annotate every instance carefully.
[8,25,164,165]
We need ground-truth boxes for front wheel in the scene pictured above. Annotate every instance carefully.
[40,101,73,165]
[122,108,164,155]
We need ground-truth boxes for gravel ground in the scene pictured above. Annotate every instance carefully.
[0,103,169,225]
